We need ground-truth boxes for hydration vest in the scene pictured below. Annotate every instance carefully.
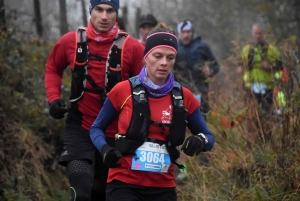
[247,42,268,70]
[69,28,128,103]
[117,76,187,153]
[247,42,289,83]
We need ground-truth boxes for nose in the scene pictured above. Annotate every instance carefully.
[161,57,168,66]
[101,11,108,20]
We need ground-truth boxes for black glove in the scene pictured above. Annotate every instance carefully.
[101,144,122,168]
[166,146,180,162]
[181,134,206,156]
[49,99,68,119]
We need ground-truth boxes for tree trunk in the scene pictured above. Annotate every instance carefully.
[0,0,5,26]
[33,0,43,37]
[293,0,300,36]
[80,0,87,27]
[59,0,68,36]
[135,7,141,38]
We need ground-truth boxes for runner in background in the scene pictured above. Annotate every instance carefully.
[138,14,158,46]
[174,19,219,181]
[238,23,285,142]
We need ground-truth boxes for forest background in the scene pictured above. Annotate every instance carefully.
[1,0,300,200]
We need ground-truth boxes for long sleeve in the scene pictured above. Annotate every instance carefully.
[90,98,119,152]
[187,107,214,151]
[44,32,76,103]
[199,42,219,75]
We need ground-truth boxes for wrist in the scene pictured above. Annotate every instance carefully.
[198,133,208,144]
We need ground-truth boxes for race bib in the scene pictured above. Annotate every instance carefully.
[251,83,266,94]
[194,93,201,103]
[131,142,171,173]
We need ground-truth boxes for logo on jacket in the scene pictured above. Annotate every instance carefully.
[162,105,172,124]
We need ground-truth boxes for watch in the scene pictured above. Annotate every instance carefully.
[198,133,208,144]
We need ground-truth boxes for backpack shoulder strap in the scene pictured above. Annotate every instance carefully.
[74,28,88,68]
[126,76,150,142]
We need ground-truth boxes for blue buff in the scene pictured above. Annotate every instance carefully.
[90,98,119,152]
[187,107,214,151]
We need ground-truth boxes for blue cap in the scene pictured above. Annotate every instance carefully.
[89,0,119,14]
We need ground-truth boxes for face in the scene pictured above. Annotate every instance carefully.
[90,4,117,33]
[144,48,176,86]
[140,24,155,41]
[179,30,193,45]
[252,26,264,43]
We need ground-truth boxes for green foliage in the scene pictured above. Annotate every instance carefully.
[0,26,69,200]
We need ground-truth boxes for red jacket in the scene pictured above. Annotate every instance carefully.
[45,26,144,133]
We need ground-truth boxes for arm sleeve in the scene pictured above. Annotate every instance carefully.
[183,87,214,151]
[199,42,219,75]
[121,37,144,80]
[240,45,250,66]
[90,98,119,152]
[187,108,214,151]
[267,45,281,70]
[45,32,75,103]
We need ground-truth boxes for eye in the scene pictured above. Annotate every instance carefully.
[168,56,175,61]
[154,55,162,59]
[96,7,103,12]
[107,9,115,13]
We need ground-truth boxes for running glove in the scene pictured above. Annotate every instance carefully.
[101,144,122,168]
[49,99,68,119]
[181,134,206,156]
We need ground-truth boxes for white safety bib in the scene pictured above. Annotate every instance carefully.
[131,142,171,173]
[251,83,267,94]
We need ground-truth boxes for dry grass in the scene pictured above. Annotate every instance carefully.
[177,37,300,201]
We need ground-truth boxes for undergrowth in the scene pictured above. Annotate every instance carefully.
[0,26,70,200]
[1,24,300,201]
[176,36,300,201]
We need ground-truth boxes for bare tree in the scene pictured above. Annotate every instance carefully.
[33,0,43,37]
[59,0,68,36]
[134,7,141,38]
[79,0,87,27]
[0,0,5,26]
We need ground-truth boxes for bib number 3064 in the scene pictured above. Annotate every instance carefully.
[139,151,165,164]
[131,142,171,173]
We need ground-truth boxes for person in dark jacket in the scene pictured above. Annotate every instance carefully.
[175,20,219,119]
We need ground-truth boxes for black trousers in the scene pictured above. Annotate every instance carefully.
[106,180,177,201]
[59,123,114,200]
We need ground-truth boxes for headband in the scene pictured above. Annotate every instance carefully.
[144,32,178,59]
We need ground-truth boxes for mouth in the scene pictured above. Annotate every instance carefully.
[99,22,109,28]
[157,69,168,74]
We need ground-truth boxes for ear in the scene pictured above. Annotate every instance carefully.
[143,58,147,65]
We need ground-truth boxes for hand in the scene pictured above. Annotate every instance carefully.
[166,146,180,162]
[261,60,271,70]
[181,134,206,156]
[49,99,68,119]
[237,66,243,74]
[201,66,211,77]
[101,144,122,168]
